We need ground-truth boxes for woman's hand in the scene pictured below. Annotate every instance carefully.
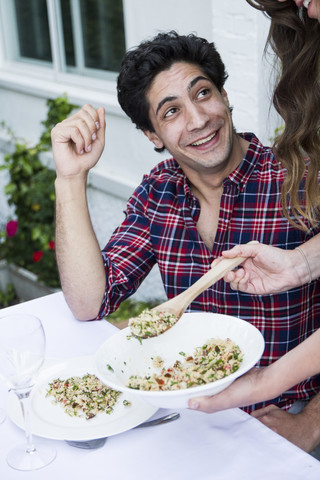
[213,243,306,294]
[188,367,265,413]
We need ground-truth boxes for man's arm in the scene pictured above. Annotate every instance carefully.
[251,393,320,453]
[51,104,107,320]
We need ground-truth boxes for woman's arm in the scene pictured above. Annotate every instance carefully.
[216,235,320,295]
[189,329,320,413]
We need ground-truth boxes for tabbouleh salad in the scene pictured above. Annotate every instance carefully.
[129,308,178,338]
[46,373,128,419]
[127,338,243,391]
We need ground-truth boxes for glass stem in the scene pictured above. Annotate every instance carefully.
[15,388,36,454]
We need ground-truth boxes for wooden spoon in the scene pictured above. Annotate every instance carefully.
[129,241,257,338]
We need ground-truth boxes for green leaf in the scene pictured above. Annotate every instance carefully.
[0,94,78,288]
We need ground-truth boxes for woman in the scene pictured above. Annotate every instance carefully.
[215,0,320,291]
[249,0,320,231]
[227,0,320,295]
[189,0,320,454]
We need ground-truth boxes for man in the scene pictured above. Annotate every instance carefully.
[51,31,320,453]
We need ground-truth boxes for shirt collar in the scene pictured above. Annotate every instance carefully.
[176,133,267,197]
[224,133,267,192]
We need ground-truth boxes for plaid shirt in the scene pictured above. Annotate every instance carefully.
[100,133,320,411]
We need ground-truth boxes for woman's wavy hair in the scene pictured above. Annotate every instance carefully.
[247,0,320,230]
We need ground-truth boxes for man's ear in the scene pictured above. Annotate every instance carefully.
[143,130,164,150]
[221,88,230,107]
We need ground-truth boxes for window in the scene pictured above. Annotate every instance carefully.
[8,0,126,77]
[14,0,52,63]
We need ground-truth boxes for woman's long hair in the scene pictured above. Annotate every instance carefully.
[247,0,320,230]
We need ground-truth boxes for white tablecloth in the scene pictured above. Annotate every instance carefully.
[1,292,320,480]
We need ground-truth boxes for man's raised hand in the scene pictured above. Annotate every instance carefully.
[51,104,106,178]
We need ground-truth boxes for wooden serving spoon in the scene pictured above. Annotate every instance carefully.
[129,241,257,338]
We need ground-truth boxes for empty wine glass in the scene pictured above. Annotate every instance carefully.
[0,313,56,470]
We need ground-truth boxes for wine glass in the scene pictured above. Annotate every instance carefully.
[0,313,56,470]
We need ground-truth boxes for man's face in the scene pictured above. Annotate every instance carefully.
[145,62,240,177]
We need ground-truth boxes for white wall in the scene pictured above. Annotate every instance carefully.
[0,0,280,301]
[211,1,278,141]
[123,0,214,47]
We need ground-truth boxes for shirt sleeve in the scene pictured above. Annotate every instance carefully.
[97,178,156,319]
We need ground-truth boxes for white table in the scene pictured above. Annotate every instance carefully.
[1,292,320,480]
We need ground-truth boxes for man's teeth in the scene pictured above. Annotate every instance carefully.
[303,0,311,8]
[192,132,217,146]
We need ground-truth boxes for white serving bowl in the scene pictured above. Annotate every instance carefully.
[95,312,265,409]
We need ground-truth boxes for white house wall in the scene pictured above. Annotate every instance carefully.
[0,0,280,301]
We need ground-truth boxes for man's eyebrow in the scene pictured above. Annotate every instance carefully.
[188,75,210,91]
[155,75,210,116]
[156,96,177,116]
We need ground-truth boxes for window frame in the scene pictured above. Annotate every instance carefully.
[0,0,123,92]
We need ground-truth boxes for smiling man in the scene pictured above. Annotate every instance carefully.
[144,65,246,176]
[51,31,320,454]
[143,62,249,252]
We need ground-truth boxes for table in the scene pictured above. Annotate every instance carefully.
[1,292,320,480]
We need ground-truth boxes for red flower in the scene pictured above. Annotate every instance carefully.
[6,220,18,237]
[33,251,43,263]
[48,240,55,250]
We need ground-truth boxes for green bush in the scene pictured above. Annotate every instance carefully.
[0,283,18,308]
[0,95,77,288]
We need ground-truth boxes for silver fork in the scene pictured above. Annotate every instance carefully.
[65,412,180,449]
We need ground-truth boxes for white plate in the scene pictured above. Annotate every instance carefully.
[95,312,265,409]
[7,356,157,441]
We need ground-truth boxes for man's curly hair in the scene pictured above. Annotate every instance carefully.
[117,31,228,136]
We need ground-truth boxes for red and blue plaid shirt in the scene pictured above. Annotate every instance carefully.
[99,133,320,411]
